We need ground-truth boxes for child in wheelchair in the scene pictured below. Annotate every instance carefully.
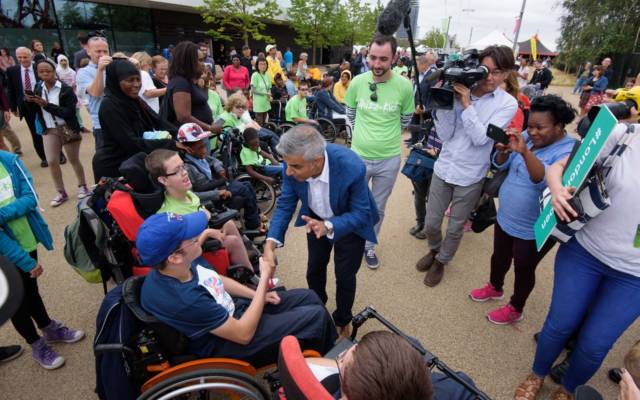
[176,122,265,232]
[137,211,337,366]
[240,127,283,185]
[145,149,255,270]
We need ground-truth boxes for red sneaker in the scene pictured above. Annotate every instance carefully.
[487,303,523,325]
[469,283,504,302]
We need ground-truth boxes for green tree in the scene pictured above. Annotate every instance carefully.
[420,28,446,48]
[557,0,640,70]
[199,0,281,46]
[340,0,383,46]
[288,0,348,64]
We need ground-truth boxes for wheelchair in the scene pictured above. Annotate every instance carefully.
[215,127,280,215]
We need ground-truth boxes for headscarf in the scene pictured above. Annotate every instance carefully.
[104,59,155,128]
[55,54,76,86]
[333,70,351,103]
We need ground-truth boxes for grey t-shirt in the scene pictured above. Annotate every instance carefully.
[576,123,640,276]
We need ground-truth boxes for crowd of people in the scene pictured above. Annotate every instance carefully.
[0,28,639,400]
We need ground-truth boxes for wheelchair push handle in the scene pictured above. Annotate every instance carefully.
[350,306,492,400]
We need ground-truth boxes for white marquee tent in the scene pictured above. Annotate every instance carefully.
[468,30,513,50]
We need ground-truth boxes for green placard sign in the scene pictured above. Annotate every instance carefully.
[534,106,618,250]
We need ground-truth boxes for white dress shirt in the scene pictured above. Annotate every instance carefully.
[306,151,333,221]
[40,81,65,128]
[21,64,36,91]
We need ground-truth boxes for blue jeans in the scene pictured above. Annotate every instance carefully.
[262,164,283,178]
[532,237,640,392]
[258,128,279,152]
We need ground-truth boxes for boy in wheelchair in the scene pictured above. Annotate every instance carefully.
[240,128,283,185]
[137,211,337,366]
[176,123,265,232]
[145,148,255,269]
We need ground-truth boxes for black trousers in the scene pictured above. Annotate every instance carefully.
[489,223,555,312]
[306,230,365,327]
[23,112,46,162]
[211,289,337,366]
[10,250,52,344]
[412,177,432,227]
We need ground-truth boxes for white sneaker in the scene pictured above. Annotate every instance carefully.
[364,249,379,269]
[77,185,92,199]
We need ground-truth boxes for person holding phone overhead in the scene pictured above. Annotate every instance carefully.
[469,95,577,325]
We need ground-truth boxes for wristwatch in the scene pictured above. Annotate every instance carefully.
[323,220,334,236]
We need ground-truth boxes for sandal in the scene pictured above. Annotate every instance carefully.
[514,373,544,400]
[550,388,572,400]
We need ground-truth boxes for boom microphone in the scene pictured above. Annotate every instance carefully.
[376,0,412,35]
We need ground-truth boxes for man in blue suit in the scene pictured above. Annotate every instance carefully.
[263,125,379,336]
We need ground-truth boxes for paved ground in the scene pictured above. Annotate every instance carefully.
[0,85,637,399]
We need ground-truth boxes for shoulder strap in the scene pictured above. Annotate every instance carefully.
[599,123,634,177]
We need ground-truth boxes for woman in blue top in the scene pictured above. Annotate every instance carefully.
[469,95,577,325]
[0,151,84,369]
[579,65,608,117]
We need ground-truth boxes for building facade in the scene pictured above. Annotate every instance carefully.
[0,0,319,63]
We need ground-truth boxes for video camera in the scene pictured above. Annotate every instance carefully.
[577,86,639,137]
[429,49,489,110]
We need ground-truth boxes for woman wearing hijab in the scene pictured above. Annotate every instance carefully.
[92,59,181,183]
[55,55,76,88]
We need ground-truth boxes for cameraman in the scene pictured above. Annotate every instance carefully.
[415,45,517,287]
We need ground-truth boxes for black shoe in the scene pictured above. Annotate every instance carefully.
[0,345,23,363]
[409,224,424,236]
[60,153,67,165]
[40,160,48,168]
[550,355,571,384]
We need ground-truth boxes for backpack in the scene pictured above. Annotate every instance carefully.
[63,198,104,284]
[94,284,139,400]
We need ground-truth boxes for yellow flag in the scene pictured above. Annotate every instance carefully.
[531,35,537,61]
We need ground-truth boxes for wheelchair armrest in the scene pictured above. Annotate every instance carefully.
[242,229,265,240]
[208,208,240,229]
[202,238,223,253]
[226,264,256,285]
[94,343,135,357]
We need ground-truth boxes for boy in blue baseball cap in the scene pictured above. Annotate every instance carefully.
[137,211,337,366]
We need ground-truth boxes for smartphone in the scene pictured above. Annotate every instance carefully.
[24,90,34,96]
[486,124,509,145]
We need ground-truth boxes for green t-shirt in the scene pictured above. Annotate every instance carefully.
[393,65,409,76]
[239,145,271,167]
[285,95,307,122]
[208,89,223,120]
[217,111,245,132]
[157,191,202,215]
[251,72,273,113]
[0,163,37,252]
[344,71,415,160]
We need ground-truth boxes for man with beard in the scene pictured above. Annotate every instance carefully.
[344,33,415,269]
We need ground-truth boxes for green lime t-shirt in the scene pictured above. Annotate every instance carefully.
[239,145,271,167]
[285,95,307,122]
[208,89,223,120]
[0,163,37,252]
[158,191,202,215]
[393,65,409,76]
[217,111,245,132]
[251,72,273,113]
[344,71,415,160]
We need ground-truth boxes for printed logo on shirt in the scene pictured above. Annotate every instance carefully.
[0,175,15,203]
[196,264,235,316]
[634,225,640,249]
[356,98,399,113]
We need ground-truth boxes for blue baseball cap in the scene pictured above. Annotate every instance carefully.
[136,212,208,266]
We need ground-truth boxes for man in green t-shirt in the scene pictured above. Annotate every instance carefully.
[284,81,318,125]
[343,33,416,269]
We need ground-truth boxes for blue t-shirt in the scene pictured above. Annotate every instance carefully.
[76,62,104,130]
[141,257,235,357]
[284,51,293,65]
[495,132,576,240]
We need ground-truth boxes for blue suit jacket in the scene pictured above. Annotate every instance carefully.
[268,144,379,244]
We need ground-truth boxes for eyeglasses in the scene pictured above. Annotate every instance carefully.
[174,237,199,254]
[298,88,309,92]
[369,82,378,102]
[485,68,505,77]
[165,164,187,177]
